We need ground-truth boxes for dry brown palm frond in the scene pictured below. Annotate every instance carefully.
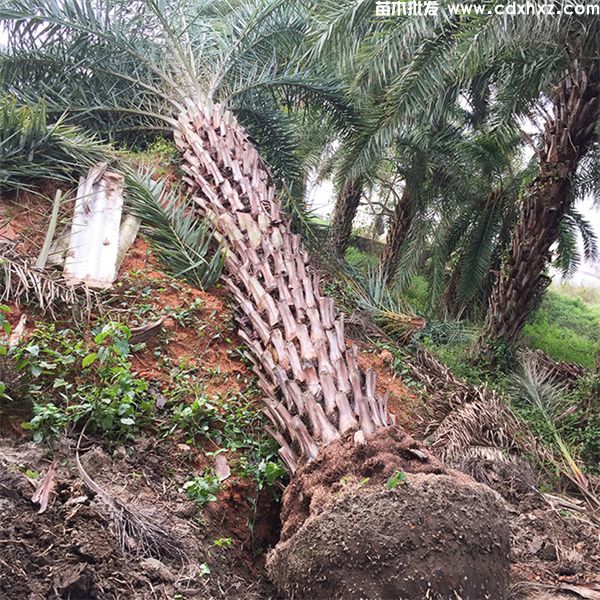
[520,348,585,390]
[75,434,185,563]
[408,346,477,432]
[0,240,98,318]
[510,581,600,600]
[431,394,523,465]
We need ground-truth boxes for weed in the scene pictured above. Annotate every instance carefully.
[183,470,221,506]
[17,321,154,443]
[386,470,407,489]
[21,402,69,442]
[166,298,203,327]
[167,395,219,442]
[345,246,379,271]
[213,537,233,548]
[146,137,178,162]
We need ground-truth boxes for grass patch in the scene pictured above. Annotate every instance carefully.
[345,245,379,270]
[523,288,600,368]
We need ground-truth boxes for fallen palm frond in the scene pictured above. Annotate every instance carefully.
[510,581,600,600]
[520,348,585,390]
[511,355,600,510]
[431,394,523,465]
[457,453,538,501]
[0,240,97,317]
[125,172,224,290]
[408,346,555,481]
[408,346,477,428]
[75,431,184,563]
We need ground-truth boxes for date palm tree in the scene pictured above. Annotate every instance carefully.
[0,4,511,597]
[1,0,384,464]
[309,0,600,353]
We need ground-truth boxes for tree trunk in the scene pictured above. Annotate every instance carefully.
[327,179,363,256]
[479,66,600,353]
[174,99,509,599]
[379,186,413,281]
[443,258,462,317]
[174,100,391,470]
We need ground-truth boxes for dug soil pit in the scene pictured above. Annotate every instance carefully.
[0,438,281,600]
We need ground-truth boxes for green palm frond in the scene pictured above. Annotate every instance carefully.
[0,97,106,192]
[555,217,581,278]
[566,209,599,263]
[1,0,356,201]
[125,173,224,290]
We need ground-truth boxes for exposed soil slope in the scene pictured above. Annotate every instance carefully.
[0,192,598,599]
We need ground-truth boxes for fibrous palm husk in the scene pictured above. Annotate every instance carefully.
[75,447,184,562]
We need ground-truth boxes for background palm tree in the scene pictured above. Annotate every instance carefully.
[309,0,600,356]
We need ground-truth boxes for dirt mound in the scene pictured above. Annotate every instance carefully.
[268,472,510,600]
[0,439,279,600]
[457,456,600,587]
[278,426,449,541]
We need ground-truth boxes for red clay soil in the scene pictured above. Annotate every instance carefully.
[119,237,251,397]
[355,344,426,430]
[1,184,66,257]
[0,189,424,429]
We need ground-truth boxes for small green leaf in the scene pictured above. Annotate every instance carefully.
[386,470,407,490]
[82,353,98,368]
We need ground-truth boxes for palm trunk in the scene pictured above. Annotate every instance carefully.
[174,100,508,600]
[326,179,363,256]
[443,258,462,317]
[479,66,600,353]
[174,100,392,471]
[379,164,425,281]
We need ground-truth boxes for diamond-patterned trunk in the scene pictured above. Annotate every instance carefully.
[326,179,363,256]
[480,66,600,349]
[174,100,393,472]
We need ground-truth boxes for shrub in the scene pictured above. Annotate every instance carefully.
[17,321,154,442]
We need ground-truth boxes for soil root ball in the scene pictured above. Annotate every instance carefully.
[267,473,510,600]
